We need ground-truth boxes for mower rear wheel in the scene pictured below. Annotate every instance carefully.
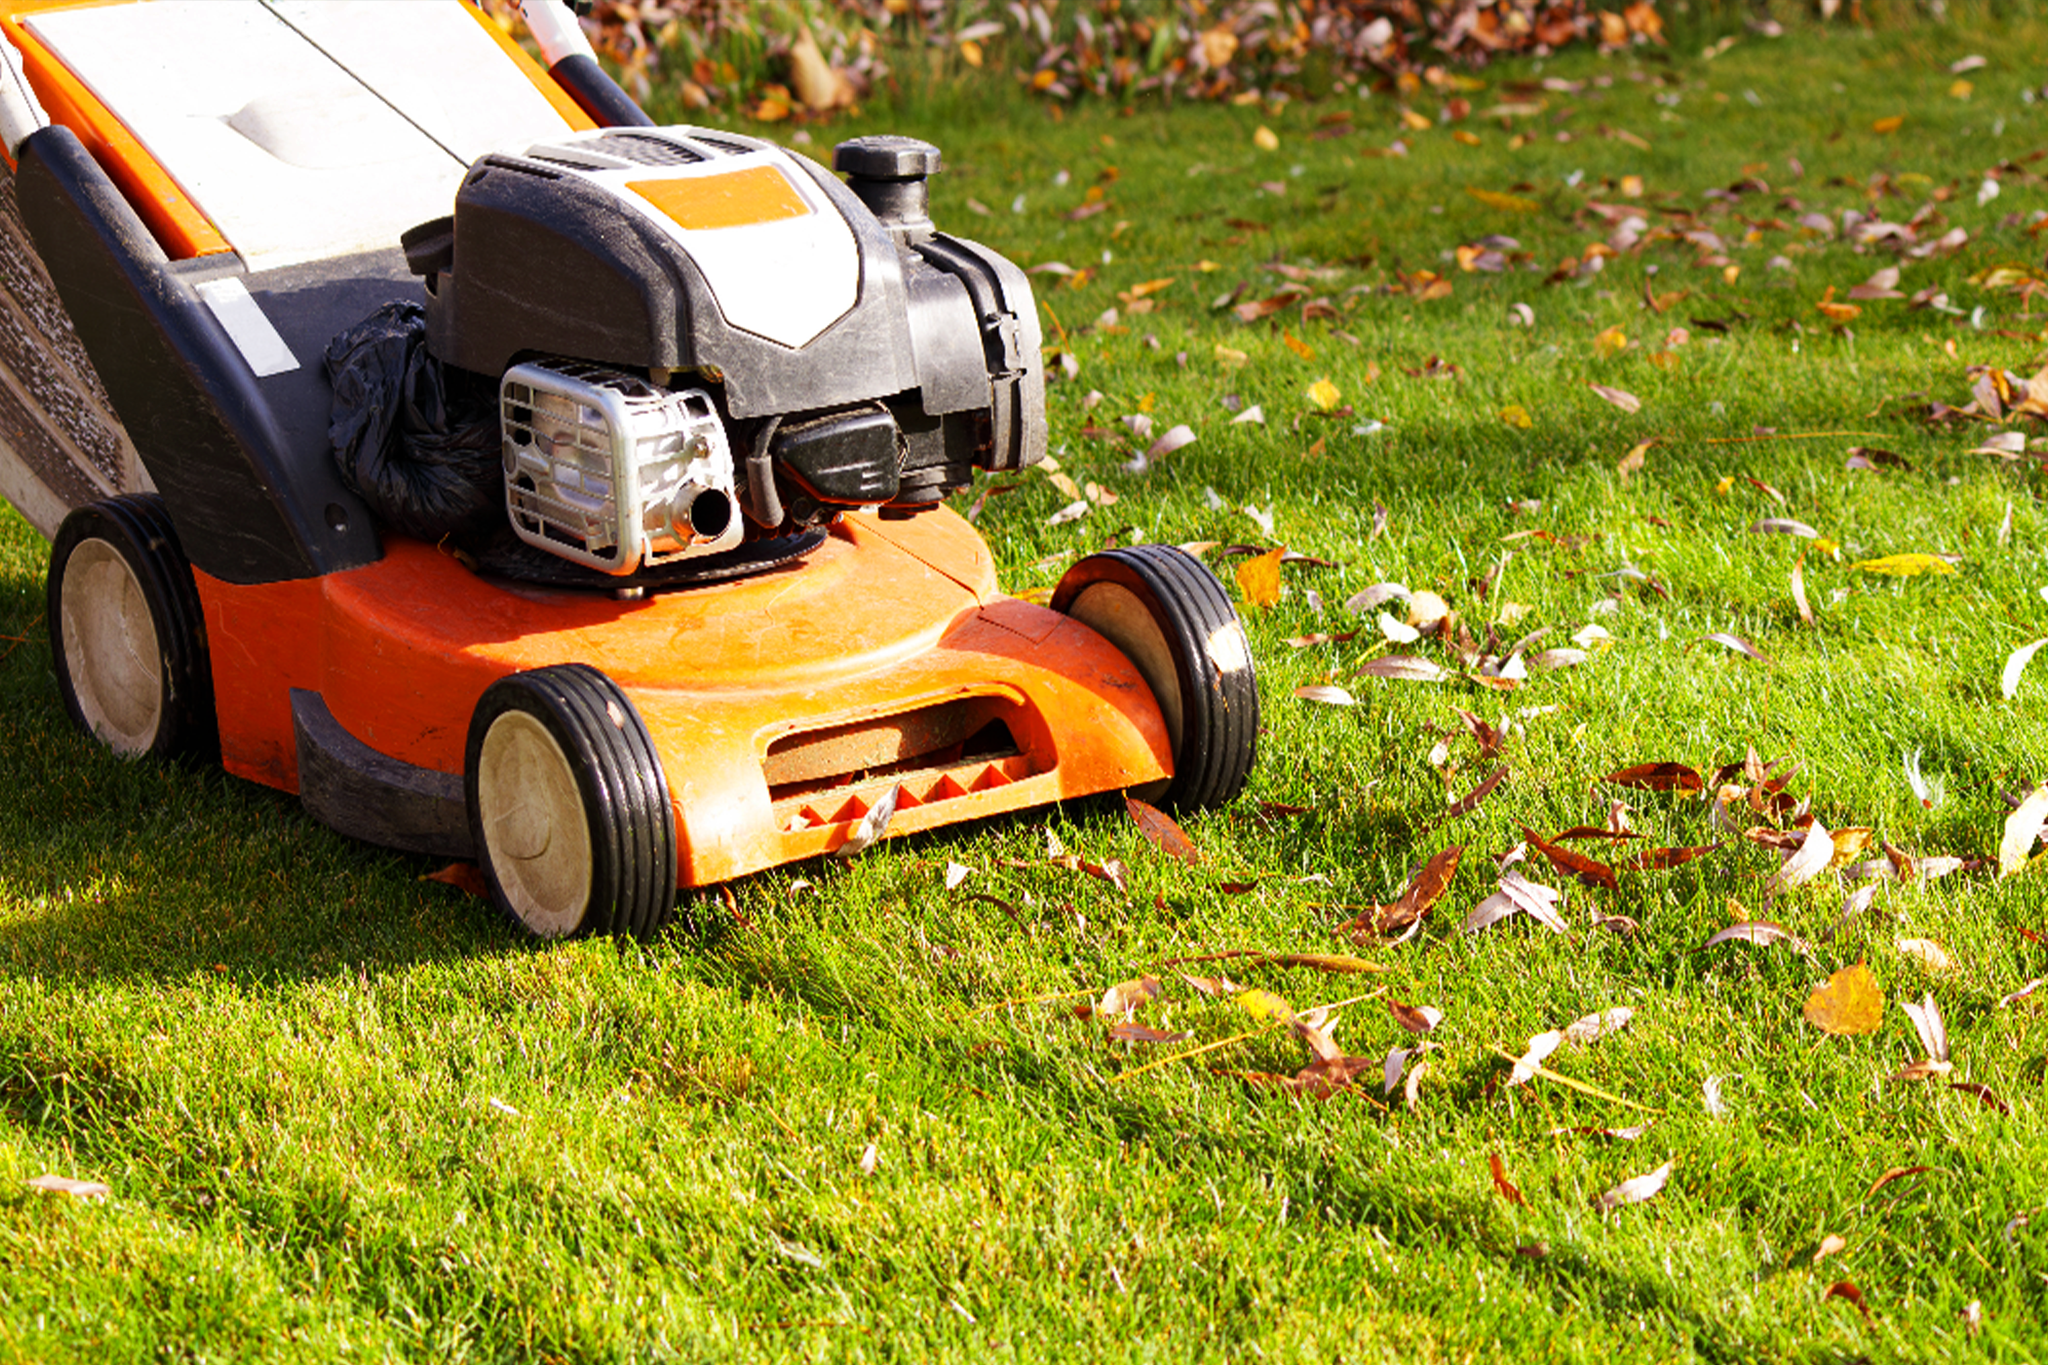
[465,664,678,940]
[48,495,216,761]
[1051,544,1258,810]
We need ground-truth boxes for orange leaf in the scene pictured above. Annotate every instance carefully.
[1282,330,1315,361]
[1488,1151,1526,1205]
[1522,827,1618,890]
[1605,762,1703,792]
[1235,547,1285,608]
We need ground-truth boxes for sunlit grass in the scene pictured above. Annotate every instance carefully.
[2,15,2047,1362]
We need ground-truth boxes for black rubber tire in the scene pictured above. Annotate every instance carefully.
[464,664,678,941]
[1051,544,1259,810]
[47,494,217,762]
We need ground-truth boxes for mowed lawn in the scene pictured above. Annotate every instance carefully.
[3,13,2048,1362]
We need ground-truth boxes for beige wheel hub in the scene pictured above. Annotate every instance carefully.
[477,710,593,936]
[60,538,163,756]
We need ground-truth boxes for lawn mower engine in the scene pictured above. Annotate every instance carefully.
[394,127,1044,580]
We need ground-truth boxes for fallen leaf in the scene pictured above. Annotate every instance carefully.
[1294,684,1357,706]
[1499,404,1534,430]
[1606,762,1704,792]
[1561,1007,1634,1045]
[1703,1073,1729,1116]
[1488,1151,1526,1205]
[1824,1281,1873,1322]
[1470,187,1541,213]
[1589,383,1642,413]
[1235,547,1286,608]
[423,862,490,899]
[1901,992,1950,1063]
[1851,554,1956,577]
[1804,961,1884,1036]
[1447,765,1508,819]
[1592,325,1629,359]
[1631,843,1721,871]
[1867,1165,1932,1197]
[1701,921,1808,952]
[1897,939,1954,973]
[1097,975,1162,1018]
[833,784,902,857]
[1253,125,1280,151]
[1522,826,1618,890]
[1949,1082,2009,1114]
[1814,1233,1849,1265]
[1595,1160,1674,1213]
[2001,784,2048,877]
[1751,518,1819,538]
[1108,1021,1192,1044]
[1700,632,1775,666]
[1356,656,1452,683]
[1792,556,1814,625]
[1872,114,1905,134]
[25,1174,109,1200]
[1359,845,1465,936]
[1389,999,1444,1034]
[1507,1030,1563,1086]
[1767,819,1835,892]
[1127,795,1202,866]
[2002,640,2048,699]
[1999,978,2044,1007]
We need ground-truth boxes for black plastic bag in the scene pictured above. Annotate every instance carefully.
[325,301,501,542]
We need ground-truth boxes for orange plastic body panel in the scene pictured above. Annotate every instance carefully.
[0,0,233,257]
[0,0,594,257]
[195,510,1171,886]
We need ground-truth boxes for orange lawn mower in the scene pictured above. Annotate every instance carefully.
[0,0,1259,938]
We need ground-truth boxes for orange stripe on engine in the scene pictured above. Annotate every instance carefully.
[629,164,810,232]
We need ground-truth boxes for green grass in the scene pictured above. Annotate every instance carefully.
[7,15,2048,1363]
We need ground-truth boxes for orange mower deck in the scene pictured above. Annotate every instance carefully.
[195,507,1173,887]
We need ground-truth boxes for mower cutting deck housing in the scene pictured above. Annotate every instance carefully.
[0,0,1260,938]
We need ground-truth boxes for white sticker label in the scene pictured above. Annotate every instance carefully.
[195,277,298,377]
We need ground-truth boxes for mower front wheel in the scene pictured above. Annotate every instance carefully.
[465,664,678,941]
[1052,544,1259,810]
[48,495,216,761]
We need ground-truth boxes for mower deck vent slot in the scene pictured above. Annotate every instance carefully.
[782,755,1034,835]
[764,699,1025,803]
[601,133,706,166]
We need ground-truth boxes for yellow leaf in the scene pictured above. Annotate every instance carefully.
[1713,475,1735,496]
[1647,349,1679,371]
[1399,108,1433,131]
[959,38,984,67]
[1872,114,1905,134]
[1466,187,1541,214]
[1499,404,1533,429]
[1194,259,1222,273]
[1236,988,1295,1022]
[1048,470,1083,501]
[1949,78,1973,99]
[1619,174,1644,198]
[1253,125,1280,151]
[1803,961,1884,1036]
[753,97,791,122]
[1122,278,1178,300]
[1138,392,1156,413]
[1213,344,1249,368]
[1306,377,1342,410]
[1812,537,1840,559]
[1593,325,1629,359]
[1283,331,1315,361]
[1851,554,1957,577]
[1722,264,1741,285]
[1452,130,1481,147]
[1236,547,1286,609]
[1828,827,1875,869]
[1031,68,1058,91]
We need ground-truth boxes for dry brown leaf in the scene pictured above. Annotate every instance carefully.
[1700,921,1808,952]
[1126,795,1202,866]
[1804,961,1884,1036]
[1867,1165,1932,1197]
[1896,938,1954,973]
[1357,656,1452,683]
[25,1174,109,1200]
[1792,555,1814,625]
[1356,845,1465,937]
[1901,993,1950,1063]
[1823,1281,1873,1322]
[1488,1152,1526,1205]
[1631,843,1721,871]
[1294,684,1357,706]
[1813,1233,1849,1265]
[1949,1082,2009,1113]
[1700,632,1776,666]
[423,862,490,899]
[1606,762,1704,792]
[1561,1007,1634,1045]
[1389,999,1444,1034]
[1448,765,1508,819]
[1179,973,1244,997]
[1097,974,1162,1018]
[1523,826,1618,890]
